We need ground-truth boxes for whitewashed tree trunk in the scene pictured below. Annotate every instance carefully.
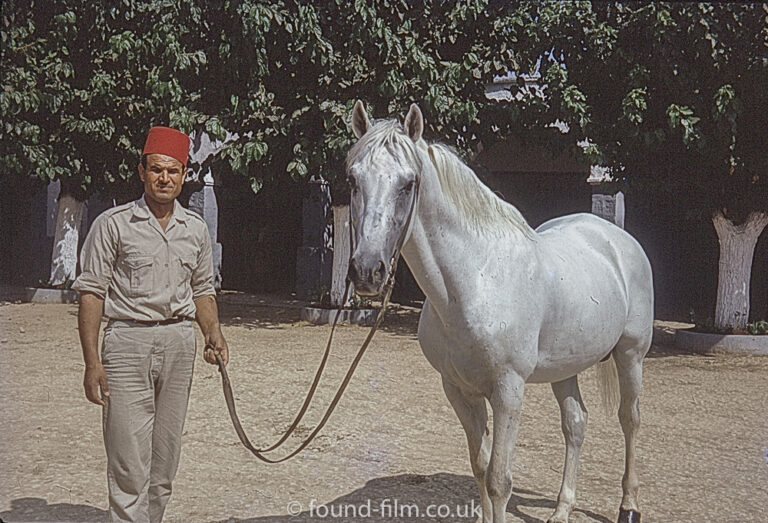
[49,192,85,287]
[712,210,768,331]
[331,205,353,307]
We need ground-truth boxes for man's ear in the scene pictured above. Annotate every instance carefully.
[138,162,146,182]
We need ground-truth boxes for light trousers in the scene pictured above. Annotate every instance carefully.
[101,320,196,523]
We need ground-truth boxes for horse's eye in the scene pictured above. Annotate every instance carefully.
[402,181,414,193]
[347,176,358,190]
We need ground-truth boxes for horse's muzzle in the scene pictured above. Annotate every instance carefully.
[348,257,387,296]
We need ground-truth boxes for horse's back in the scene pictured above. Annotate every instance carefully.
[537,213,651,281]
[536,213,653,308]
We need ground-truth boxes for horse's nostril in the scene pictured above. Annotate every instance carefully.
[375,260,387,280]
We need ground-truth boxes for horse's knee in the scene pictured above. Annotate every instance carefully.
[485,469,512,500]
[472,445,490,476]
[618,400,639,428]
[469,448,490,483]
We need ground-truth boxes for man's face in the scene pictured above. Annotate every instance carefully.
[139,154,185,205]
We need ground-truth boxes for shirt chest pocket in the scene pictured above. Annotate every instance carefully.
[178,255,195,281]
[124,255,154,298]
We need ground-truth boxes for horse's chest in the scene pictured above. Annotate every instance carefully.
[417,302,534,394]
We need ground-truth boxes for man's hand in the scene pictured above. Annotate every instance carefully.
[84,363,109,406]
[203,329,229,366]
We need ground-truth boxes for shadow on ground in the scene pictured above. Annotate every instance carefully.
[0,497,107,522]
[214,295,696,361]
[214,472,612,523]
[214,292,423,338]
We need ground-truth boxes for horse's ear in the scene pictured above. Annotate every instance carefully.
[403,103,424,142]
[351,100,371,139]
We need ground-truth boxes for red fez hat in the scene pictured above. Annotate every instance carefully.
[142,126,190,167]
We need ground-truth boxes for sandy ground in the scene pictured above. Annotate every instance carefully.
[1,292,767,523]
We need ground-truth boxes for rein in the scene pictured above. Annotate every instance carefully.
[213,177,419,463]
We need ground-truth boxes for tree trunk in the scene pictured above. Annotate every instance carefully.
[49,192,85,288]
[712,210,768,331]
[331,205,353,307]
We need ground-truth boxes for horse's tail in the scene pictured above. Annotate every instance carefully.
[596,353,620,416]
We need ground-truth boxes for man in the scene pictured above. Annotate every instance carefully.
[73,126,229,522]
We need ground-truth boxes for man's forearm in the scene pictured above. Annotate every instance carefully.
[194,294,221,337]
[195,294,228,365]
[79,292,105,368]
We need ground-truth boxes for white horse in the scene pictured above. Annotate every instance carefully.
[346,102,653,523]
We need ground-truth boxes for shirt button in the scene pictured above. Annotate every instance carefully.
[164,263,168,268]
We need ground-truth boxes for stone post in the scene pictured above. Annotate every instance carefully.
[588,166,624,228]
[330,205,352,307]
[46,180,89,286]
[295,179,333,300]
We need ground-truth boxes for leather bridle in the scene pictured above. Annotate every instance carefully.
[213,175,419,463]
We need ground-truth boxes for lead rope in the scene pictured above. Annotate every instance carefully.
[212,178,419,463]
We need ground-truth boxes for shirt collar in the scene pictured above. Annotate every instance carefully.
[132,195,187,223]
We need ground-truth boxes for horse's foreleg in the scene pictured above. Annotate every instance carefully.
[548,375,588,523]
[613,340,648,523]
[442,379,492,523]
[486,373,525,523]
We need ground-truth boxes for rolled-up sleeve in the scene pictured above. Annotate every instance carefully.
[73,214,117,298]
[191,230,215,300]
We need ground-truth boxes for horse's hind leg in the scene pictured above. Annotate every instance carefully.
[613,334,651,523]
[443,379,492,523]
[548,375,588,523]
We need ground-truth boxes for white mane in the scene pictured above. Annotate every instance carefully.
[347,120,536,240]
[427,143,536,240]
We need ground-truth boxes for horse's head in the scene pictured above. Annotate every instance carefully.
[345,101,424,296]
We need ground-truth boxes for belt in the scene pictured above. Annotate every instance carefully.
[109,316,194,327]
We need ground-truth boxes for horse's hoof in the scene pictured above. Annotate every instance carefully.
[617,508,640,523]
[546,505,571,523]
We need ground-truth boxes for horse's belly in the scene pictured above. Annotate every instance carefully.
[526,247,631,382]
[528,352,610,383]
[528,320,625,383]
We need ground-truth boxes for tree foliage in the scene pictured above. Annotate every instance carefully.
[3,1,765,217]
[507,2,768,223]
[196,0,522,194]
[1,0,522,198]
[1,0,212,197]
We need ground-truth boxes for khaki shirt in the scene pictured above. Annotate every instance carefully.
[73,196,215,321]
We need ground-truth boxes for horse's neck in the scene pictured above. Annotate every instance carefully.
[401,162,536,315]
